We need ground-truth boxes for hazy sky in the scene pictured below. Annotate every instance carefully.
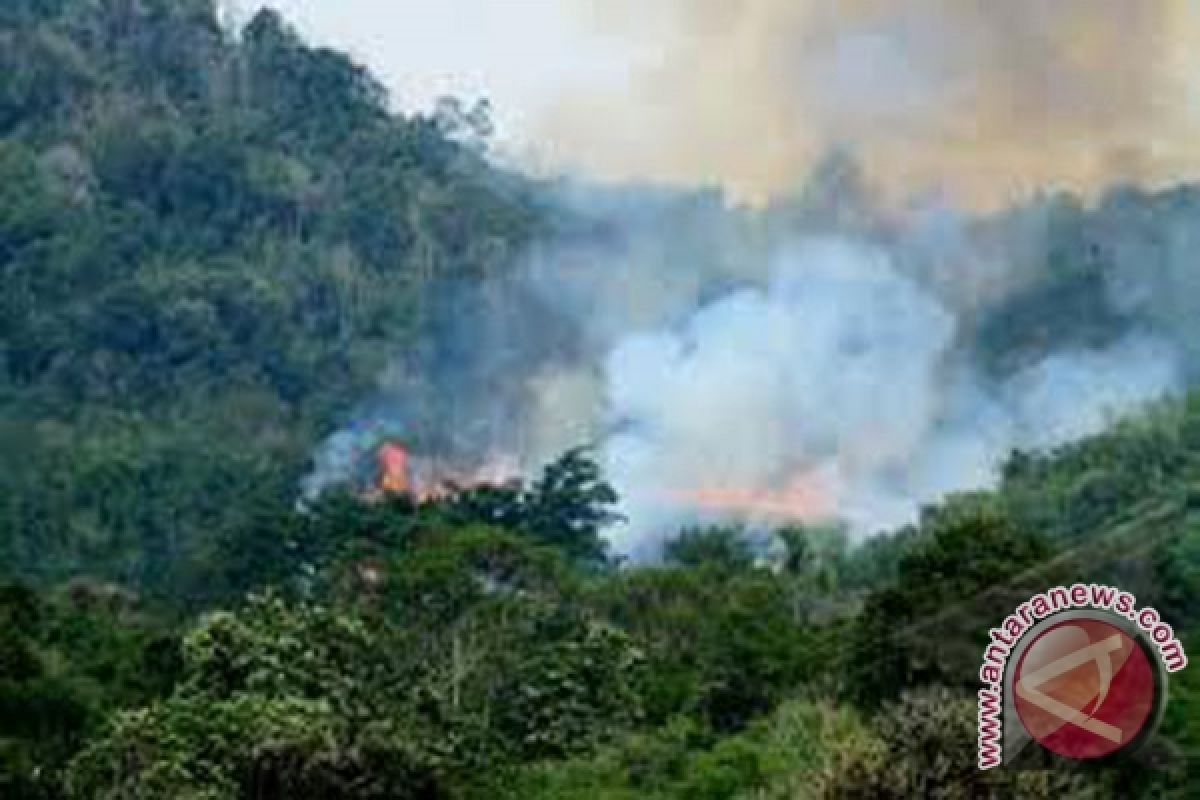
[233,1,655,171]
[235,1,1200,206]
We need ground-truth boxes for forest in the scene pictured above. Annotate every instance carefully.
[2,1,1199,797]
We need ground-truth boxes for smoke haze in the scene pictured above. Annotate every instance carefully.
[247,2,1200,205]
[298,4,1200,555]
[541,0,1200,205]
[305,166,1198,555]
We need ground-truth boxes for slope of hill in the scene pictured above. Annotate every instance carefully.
[0,0,542,604]
[2,2,1200,799]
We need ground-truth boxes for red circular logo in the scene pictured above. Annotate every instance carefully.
[1013,616,1157,759]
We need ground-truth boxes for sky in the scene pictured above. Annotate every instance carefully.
[227,0,658,172]
[231,1,1200,207]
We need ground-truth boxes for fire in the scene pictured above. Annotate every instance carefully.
[662,472,833,520]
[374,441,518,500]
[375,438,832,523]
[376,443,413,494]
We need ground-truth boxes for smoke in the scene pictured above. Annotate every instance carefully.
[537,0,1200,205]
[599,238,958,554]
[1095,189,1200,369]
[296,4,1200,555]
[551,230,1181,556]
[303,159,1198,556]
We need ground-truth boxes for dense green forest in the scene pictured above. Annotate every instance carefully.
[0,0,546,606]
[2,1,1200,797]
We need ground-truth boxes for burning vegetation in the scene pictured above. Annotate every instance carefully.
[372,437,834,535]
[662,471,833,521]
[376,442,413,495]
[371,440,520,502]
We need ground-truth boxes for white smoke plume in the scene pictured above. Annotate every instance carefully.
[305,164,1194,557]
[536,232,1181,555]
[293,0,1200,556]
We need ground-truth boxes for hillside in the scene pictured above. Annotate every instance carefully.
[0,0,543,604]
[2,2,1200,799]
[8,389,1199,798]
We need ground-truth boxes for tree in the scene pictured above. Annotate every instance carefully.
[442,448,619,565]
[845,494,1054,707]
[66,593,443,800]
[0,583,180,799]
[827,687,1102,799]
[663,527,755,572]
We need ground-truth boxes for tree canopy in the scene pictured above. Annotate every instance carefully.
[3,2,1200,798]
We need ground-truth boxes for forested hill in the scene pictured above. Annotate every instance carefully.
[3,2,1200,799]
[0,0,543,602]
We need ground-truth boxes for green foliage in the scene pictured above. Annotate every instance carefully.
[6,2,1200,798]
[846,494,1054,707]
[587,555,840,731]
[663,526,756,571]
[68,529,647,798]
[443,447,619,566]
[371,526,644,765]
[379,525,571,623]
[0,583,180,798]
[504,699,875,800]
[0,0,541,604]
[67,593,443,799]
[827,687,1101,798]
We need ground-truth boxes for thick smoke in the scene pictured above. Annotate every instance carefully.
[299,1,1200,554]
[599,238,960,553]
[595,240,1182,555]
[539,0,1200,205]
[305,161,1196,556]
[524,217,1182,555]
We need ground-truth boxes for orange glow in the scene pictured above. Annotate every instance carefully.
[417,454,521,500]
[662,473,832,520]
[377,443,413,494]
[374,442,518,501]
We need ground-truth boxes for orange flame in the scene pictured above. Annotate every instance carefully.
[375,442,518,501]
[662,472,833,520]
[377,443,413,494]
